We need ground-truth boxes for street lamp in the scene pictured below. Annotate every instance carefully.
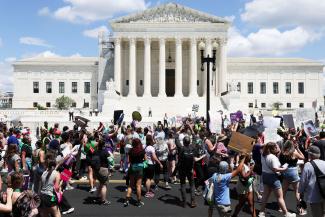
[199,40,217,132]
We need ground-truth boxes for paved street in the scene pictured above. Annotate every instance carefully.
[64,177,300,217]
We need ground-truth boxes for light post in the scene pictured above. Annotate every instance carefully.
[199,40,217,132]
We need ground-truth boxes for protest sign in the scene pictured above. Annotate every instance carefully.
[228,132,255,154]
[209,111,222,134]
[304,120,318,137]
[283,114,295,129]
[230,111,244,123]
[264,128,282,143]
[192,104,199,112]
[263,116,281,129]
[296,108,315,123]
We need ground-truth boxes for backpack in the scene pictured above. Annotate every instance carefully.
[310,161,325,199]
[180,146,194,169]
[12,190,41,217]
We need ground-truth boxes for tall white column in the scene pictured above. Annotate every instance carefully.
[219,38,227,94]
[175,37,183,97]
[158,38,166,97]
[144,37,151,97]
[203,38,212,96]
[114,37,121,94]
[189,37,198,97]
[128,37,136,97]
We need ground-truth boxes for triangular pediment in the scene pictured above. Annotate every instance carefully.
[111,3,228,24]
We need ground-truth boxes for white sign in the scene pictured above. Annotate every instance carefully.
[263,116,281,129]
[264,128,282,143]
[296,108,315,123]
[209,111,222,134]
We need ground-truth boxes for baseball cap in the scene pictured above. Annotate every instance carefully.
[308,146,321,158]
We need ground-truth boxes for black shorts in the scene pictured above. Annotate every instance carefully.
[168,154,177,161]
[94,167,109,185]
[144,164,155,180]
[40,194,57,208]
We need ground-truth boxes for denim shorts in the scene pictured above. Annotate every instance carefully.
[283,167,300,183]
[262,172,282,189]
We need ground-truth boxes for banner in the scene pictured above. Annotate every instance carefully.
[228,132,255,154]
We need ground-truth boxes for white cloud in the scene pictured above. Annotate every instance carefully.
[0,58,16,92]
[228,27,316,57]
[19,37,51,47]
[50,0,148,23]
[38,7,50,16]
[241,0,325,28]
[83,25,109,39]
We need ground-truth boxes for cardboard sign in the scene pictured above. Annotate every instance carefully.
[74,116,89,128]
[283,114,295,129]
[296,108,315,123]
[263,116,281,129]
[304,120,318,137]
[228,132,255,154]
[209,111,222,134]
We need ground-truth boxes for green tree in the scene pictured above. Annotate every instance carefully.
[55,96,75,110]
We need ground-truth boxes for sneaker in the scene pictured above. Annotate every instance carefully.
[194,189,202,196]
[145,192,154,198]
[136,201,144,207]
[284,212,296,217]
[179,201,186,208]
[190,201,197,208]
[100,200,111,205]
[153,185,159,191]
[123,200,129,207]
[298,209,307,216]
[165,183,172,189]
[89,187,97,193]
[258,211,265,217]
[62,208,74,215]
[65,185,74,191]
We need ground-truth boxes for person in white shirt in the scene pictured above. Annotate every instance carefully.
[259,142,296,217]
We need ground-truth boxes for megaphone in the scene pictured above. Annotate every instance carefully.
[132,111,142,122]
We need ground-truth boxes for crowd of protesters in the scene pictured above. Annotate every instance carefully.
[0,110,324,217]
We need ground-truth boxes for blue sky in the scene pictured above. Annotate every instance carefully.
[0,0,325,92]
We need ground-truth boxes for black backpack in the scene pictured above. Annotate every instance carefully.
[180,146,194,169]
[311,160,325,199]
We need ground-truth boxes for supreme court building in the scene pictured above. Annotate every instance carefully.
[12,3,324,117]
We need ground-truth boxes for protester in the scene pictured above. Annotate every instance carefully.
[124,138,146,207]
[39,152,61,217]
[259,142,296,217]
[208,156,246,217]
[154,137,170,190]
[313,131,325,160]
[299,146,325,217]
[232,155,256,217]
[144,134,162,198]
[176,135,196,208]
[279,140,306,215]
[91,139,111,205]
